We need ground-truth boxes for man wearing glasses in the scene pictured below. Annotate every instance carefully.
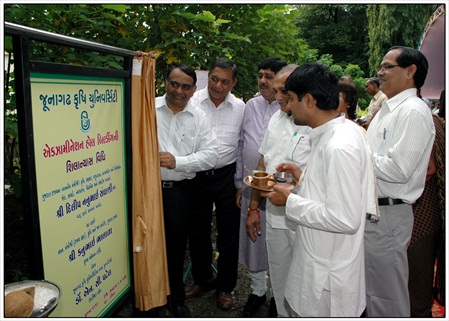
[365,46,435,317]
[156,63,218,317]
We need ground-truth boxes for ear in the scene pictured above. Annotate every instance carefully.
[406,64,417,80]
[304,93,316,109]
[231,78,237,89]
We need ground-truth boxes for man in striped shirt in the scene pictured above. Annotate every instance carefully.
[365,46,435,317]
[186,58,245,311]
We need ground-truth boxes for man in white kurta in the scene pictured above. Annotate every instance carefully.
[284,116,368,317]
[263,62,368,317]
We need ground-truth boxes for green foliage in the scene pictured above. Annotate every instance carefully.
[124,4,318,100]
[344,64,365,79]
[4,3,382,102]
[342,64,370,109]
[318,55,369,109]
[295,4,369,73]
[358,106,369,119]
[4,49,22,197]
[367,4,435,75]
[3,4,435,199]
[4,4,133,69]
[317,54,335,69]
[220,4,318,99]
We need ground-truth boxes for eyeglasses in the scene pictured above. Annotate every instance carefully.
[168,80,193,91]
[378,64,400,72]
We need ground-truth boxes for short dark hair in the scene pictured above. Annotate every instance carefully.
[389,46,428,90]
[368,77,380,88]
[166,63,197,86]
[258,57,288,74]
[210,58,238,80]
[338,81,359,120]
[285,62,340,111]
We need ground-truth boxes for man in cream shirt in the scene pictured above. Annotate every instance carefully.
[362,77,387,129]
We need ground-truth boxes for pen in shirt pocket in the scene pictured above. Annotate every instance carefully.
[291,131,297,142]
[383,128,387,140]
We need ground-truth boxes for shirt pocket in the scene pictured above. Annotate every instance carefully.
[287,135,311,166]
[177,124,197,156]
[218,123,240,147]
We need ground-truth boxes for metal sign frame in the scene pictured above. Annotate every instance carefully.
[4,22,136,317]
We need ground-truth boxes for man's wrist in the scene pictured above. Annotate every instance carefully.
[247,208,260,215]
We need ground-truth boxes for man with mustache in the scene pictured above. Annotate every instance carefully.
[235,57,287,317]
[364,46,435,317]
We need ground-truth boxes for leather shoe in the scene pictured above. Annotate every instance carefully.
[217,291,233,311]
[185,280,216,299]
[171,303,191,318]
[241,294,266,317]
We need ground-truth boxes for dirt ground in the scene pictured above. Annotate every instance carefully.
[4,195,272,318]
[116,214,274,318]
[116,263,273,318]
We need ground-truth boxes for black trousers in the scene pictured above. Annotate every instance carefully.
[162,179,193,305]
[188,163,241,293]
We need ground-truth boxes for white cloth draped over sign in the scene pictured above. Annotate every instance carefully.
[131,56,170,311]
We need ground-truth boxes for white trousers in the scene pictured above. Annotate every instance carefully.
[248,269,268,297]
[266,221,295,317]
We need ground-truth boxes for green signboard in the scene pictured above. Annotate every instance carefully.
[30,73,131,317]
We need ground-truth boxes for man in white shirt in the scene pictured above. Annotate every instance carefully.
[365,46,435,317]
[362,77,387,129]
[245,64,311,317]
[156,63,218,317]
[185,58,245,311]
[262,62,369,317]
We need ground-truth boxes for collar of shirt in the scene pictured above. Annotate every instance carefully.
[265,97,280,107]
[275,110,291,121]
[197,87,237,109]
[156,94,195,116]
[383,88,418,114]
[373,90,384,101]
[309,114,345,142]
